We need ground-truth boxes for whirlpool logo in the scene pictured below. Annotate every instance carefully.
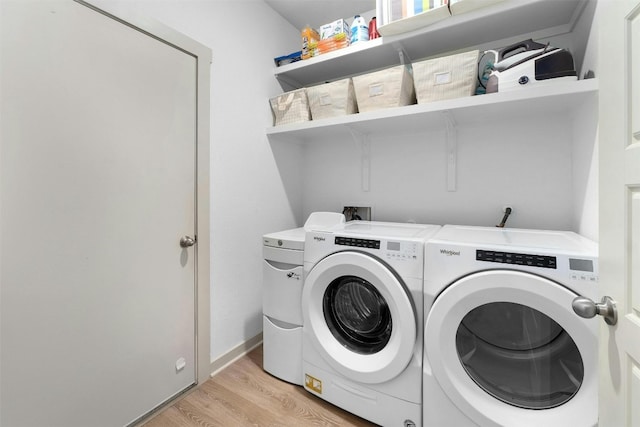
[313,236,326,242]
[440,249,461,256]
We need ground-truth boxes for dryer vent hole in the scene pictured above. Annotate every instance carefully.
[343,206,371,221]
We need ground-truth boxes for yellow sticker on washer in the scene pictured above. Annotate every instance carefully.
[305,373,322,394]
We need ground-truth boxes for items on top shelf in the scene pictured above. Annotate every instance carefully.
[317,33,349,56]
[274,0,587,89]
[377,0,450,36]
[352,64,416,112]
[350,15,370,44]
[368,16,380,39]
[320,19,350,40]
[413,50,479,103]
[273,51,302,67]
[270,88,310,126]
[270,48,484,126]
[377,0,505,36]
[485,39,577,93]
[301,26,320,60]
[307,78,358,121]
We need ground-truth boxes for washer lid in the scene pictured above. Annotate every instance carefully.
[432,225,597,256]
[343,221,441,240]
[263,227,305,250]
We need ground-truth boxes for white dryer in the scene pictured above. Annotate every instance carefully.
[303,221,441,427]
[423,225,598,427]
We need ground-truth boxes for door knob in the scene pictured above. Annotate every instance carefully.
[572,296,618,325]
[179,235,196,248]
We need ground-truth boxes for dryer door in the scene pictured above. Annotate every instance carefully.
[425,270,597,427]
[303,251,416,384]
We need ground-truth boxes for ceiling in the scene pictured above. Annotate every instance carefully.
[264,0,376,30]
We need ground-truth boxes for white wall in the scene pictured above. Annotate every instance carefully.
[302,115,579,231]
[95,0,303,362]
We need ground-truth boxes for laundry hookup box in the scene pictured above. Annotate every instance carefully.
[352,64,416,113]
[269,88,311,126]
[412,50,479,103]
[306,78,358,120]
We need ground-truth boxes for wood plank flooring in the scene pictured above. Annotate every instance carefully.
[143,345,376,427]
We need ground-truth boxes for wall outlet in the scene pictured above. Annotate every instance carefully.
[343,206,372,221]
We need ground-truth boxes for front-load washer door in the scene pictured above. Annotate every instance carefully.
[303,251,416,384]
[425,270,597,427]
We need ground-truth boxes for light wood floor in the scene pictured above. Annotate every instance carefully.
[144,345,376,426]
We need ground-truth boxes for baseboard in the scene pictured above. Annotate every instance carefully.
[209,333,263,377]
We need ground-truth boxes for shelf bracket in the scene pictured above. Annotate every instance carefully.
[391,42,411,65]
[442,110,457,192]
[347,126,371,192]
[275,73,303,91]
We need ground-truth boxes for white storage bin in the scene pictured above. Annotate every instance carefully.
[306,78,358,120]
[269,88,310,126]
[412,50,479,104]
[352,64,416,113]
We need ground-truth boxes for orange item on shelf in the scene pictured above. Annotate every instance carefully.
[317,33,349,55]
[301,26,320,59]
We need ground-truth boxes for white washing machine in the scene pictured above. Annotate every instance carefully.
[302,221,441,427]
[423,225,598,427]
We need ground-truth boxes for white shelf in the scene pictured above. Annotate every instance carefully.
[273,0,586,89]
[266,79,598,143]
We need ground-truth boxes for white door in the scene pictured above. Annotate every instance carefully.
[598,0,640,425]
[1,1,197,426]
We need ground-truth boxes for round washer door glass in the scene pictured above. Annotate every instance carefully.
[323,275,392,354]
[456,302,583,409]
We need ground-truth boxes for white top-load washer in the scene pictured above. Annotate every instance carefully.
[423,225,598,427]
[303,221,441,427]
[262,212,346,385]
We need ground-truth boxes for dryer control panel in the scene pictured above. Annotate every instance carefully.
[475,249,598,283]
[476,250,557,269]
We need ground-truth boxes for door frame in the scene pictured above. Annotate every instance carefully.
[80,0,212,390]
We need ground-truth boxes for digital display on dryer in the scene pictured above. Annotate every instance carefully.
[387,241,400,251]
[569,258,594,272]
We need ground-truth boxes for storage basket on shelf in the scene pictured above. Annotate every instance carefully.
[306,78,358,120]
[412,50,480,104]
[352,64,416,113]
[269,88,310,126]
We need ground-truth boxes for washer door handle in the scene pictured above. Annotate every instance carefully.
[572,296,618,325]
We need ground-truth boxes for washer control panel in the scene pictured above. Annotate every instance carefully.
[335,236,380,249]
[334,237,419,261]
